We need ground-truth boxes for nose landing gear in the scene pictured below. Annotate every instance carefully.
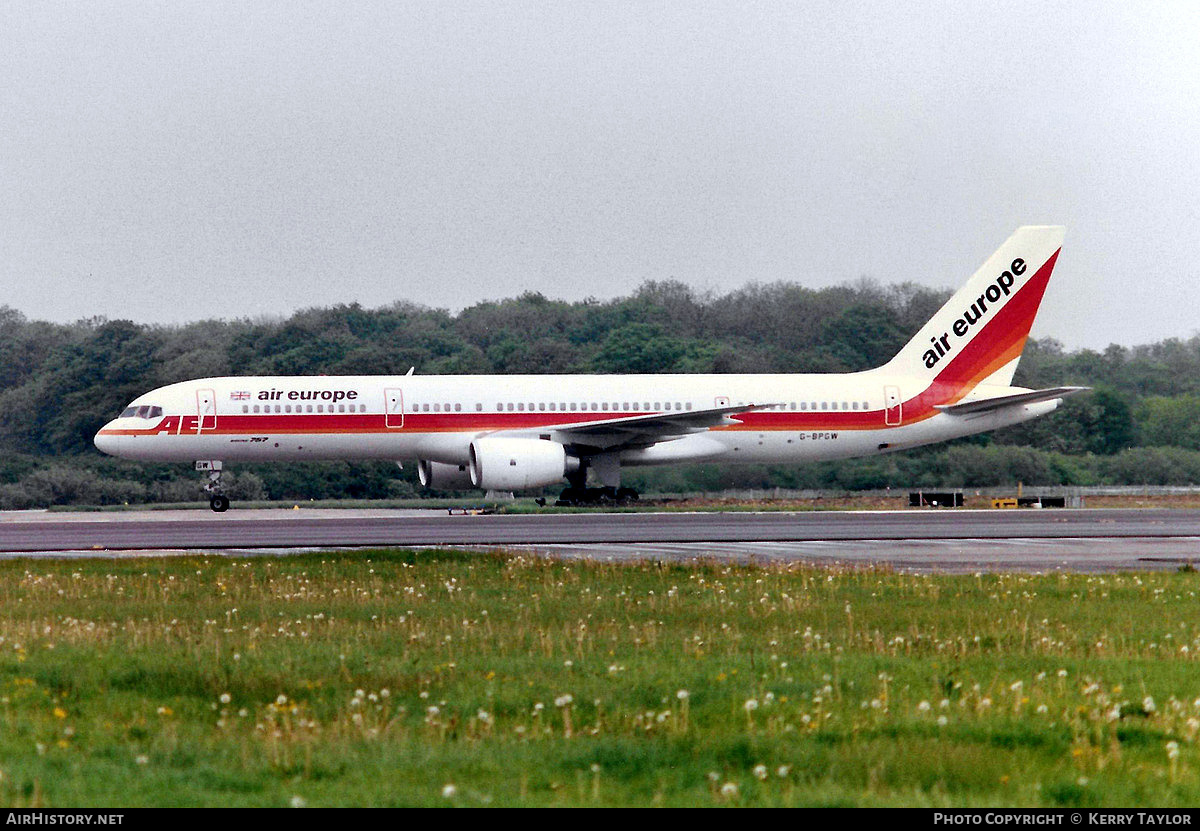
[196,461,230,512]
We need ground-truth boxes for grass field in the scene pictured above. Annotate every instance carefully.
[1,549,1199,807]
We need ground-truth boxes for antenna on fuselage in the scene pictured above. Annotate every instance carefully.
[406,367,415,376]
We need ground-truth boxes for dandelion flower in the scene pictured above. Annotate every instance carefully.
[753,764,768,780]
[442,784,458,799]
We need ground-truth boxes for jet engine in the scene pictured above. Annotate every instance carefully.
[416,459,475,490]
[468,438,577,491]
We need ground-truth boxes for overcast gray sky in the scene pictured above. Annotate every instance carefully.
[2,1,1197,350]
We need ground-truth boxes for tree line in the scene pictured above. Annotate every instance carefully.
[2,279,1199,506]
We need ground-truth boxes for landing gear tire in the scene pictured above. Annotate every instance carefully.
[556,486,585,507]
[209,494,230,513]
[616,487,639,505]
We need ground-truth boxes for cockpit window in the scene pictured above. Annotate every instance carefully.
[120,405,163,419]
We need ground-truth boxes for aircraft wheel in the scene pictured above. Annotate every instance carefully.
[616,487,639,503]
[209,494,230,513]
[556,486,583,507]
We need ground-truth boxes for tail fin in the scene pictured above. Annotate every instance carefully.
[881,226,1065,391]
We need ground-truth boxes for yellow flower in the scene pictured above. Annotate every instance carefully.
[53,707,67,719]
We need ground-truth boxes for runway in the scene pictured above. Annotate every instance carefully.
[2,507,1200,571]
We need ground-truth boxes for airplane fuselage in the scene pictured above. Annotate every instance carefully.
[94,370,1056,467]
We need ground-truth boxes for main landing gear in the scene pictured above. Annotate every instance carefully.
[197,461,230,513]
[555,486,639,507]
[553,458,638,506]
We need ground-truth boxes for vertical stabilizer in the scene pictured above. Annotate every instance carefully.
[881,226,1065,394]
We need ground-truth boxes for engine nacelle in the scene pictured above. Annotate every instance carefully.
[416,459,475,490]
[469,438,576,491]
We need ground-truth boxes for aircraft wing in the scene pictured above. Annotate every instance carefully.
[935,386,1089,417]
[496,403,775,451]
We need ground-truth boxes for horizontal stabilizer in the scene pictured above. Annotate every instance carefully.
[935,386,1089,416]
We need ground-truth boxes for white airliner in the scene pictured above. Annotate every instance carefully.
[95,226,1084,511]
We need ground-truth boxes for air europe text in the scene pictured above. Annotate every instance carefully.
[922,258,1026,370]
[256,389,359,402]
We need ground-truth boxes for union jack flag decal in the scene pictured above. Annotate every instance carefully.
[230,391,251,401]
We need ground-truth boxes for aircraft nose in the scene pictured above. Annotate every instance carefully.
[93,425,122,456]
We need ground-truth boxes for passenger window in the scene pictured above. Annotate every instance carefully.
[475,403,482,412]
[337,404,345,413]
[686,402,692,410]
[863,401,869,409]
[538,403,546,411]
[306,405,313,413]
[821,402,828,410]
[518,403,525,411]
[601,403,609,411]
